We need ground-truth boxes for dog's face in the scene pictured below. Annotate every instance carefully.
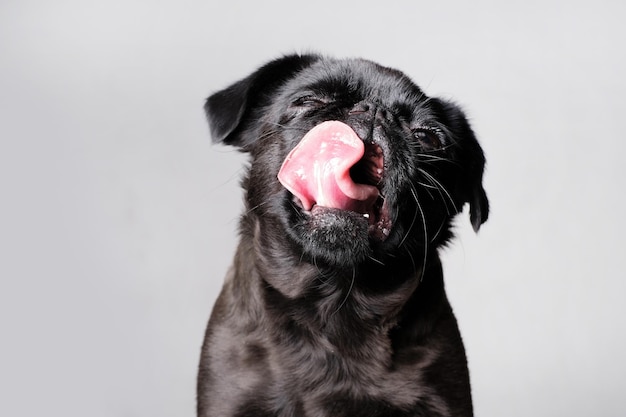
[206,55,488,272]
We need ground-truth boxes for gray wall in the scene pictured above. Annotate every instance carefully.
[1,0,625,416]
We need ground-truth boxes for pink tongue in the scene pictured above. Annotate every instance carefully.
[277,121,379,214]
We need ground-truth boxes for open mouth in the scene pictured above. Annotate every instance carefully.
[348,142,392,239]
[277,121,392,241]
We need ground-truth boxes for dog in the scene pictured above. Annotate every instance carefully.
[197,54,488,417]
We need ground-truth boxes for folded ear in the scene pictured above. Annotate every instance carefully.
[431,98,489,232]
[204,54,320,150]
[469,177,489,233]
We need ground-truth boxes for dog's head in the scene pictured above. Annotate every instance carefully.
[205,54,488,271]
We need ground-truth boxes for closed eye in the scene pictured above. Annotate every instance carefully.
[291,96,328,108]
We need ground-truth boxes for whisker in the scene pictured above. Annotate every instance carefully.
[398,188,419,248]
[289,200,307,220]
[312,255,326,278]
[404,246,417,278]
[416,181,437,200]
[261,122,311,137]
[415,153,450,163]
[417,168,458,214]
[417,181,439,190]
[431,220,447,243]
[246,200,270,215]
[367,255,385,266]
[331,268,355,317]
[411,187,429,278]
[255,124,305,142]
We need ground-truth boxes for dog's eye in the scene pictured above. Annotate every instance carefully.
[413,129,442,150]
[292,96,327,108]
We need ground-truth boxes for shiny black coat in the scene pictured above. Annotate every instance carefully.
[198,54,488,417]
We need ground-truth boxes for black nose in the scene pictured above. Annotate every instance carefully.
[347,101,381,143]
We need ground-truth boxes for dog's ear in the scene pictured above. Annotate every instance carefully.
[468,173,489,233]
[204,54,320,150]
[432,99,489,232]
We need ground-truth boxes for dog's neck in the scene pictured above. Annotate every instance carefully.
[231,215,448,349]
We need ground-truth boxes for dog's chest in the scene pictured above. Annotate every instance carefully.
[260,335,448,416]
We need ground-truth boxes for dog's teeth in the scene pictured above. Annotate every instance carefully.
[363,213,370,219]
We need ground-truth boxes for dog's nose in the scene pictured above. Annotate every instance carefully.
[348,101,380,142]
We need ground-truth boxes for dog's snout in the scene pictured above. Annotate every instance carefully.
[347,101,386,144]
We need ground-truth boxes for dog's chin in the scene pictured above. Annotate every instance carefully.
[292,206,371,268]
[288,203,393,269]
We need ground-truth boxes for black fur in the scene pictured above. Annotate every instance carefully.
[198,54,488,417]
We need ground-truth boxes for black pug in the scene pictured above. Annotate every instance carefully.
[198,54,488,417]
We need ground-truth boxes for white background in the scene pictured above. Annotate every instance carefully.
[1,1,625,416]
